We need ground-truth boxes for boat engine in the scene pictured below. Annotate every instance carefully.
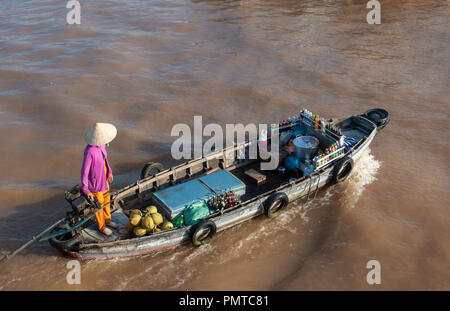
[64,185,100,219]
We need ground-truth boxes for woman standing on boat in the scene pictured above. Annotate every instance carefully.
[81,122,118,237]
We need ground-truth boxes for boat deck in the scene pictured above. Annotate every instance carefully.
[230,161,297,201]
[81,208,131,243]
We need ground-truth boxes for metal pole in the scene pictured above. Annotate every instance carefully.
[0,194,114,264]
[0,217,65,263]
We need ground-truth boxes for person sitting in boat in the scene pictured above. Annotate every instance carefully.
[81,122,118,237]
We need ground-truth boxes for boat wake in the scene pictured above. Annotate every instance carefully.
[338,148,381,208]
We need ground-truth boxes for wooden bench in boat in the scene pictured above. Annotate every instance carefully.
[244,168,267,186]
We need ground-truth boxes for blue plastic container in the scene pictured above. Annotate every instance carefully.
[284,155,300,170]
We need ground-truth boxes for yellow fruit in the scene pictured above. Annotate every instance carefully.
[154,228,161,233]
[125,221,134,233]
[133,227,146,237]
[151,212,163,226]
[130,209,142,217]
[148,206,158,214]
[141,216,155,230]
[144,205,158,215]
[161,222,174,230]
[130,214,142,226]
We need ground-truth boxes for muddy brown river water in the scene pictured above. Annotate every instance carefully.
[0,0,449,290]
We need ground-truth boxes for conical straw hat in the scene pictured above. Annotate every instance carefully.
[84,123,117,146]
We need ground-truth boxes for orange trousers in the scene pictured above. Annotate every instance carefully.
[93,159,111,231]
[93,188,111,231]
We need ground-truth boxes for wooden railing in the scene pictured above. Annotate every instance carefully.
[113,140,254,201]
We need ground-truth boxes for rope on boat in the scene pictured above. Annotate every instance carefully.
[305,175,313,203]
[312,175,321,200]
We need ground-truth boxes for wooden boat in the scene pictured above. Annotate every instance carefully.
[48,108,389,260]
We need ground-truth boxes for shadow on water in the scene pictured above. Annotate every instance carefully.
[268,185,341,289]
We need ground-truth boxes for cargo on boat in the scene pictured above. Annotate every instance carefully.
[45,108,389,260]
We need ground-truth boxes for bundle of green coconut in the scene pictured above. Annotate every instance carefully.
[125,205,174,237]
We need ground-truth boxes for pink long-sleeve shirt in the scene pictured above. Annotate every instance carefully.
[81,145,112,195]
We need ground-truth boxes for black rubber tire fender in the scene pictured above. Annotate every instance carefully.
[190,220,217,247]
[263,192,289,219]
[48,225,82,251]
[333,157,354,183]
[363,108,390,130]
[140,162,164,179]
[375,116,390,130]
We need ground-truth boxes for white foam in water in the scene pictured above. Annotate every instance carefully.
[272,185,336,233]
[183,243,215,264]
[343,148,381,208]
[210,184,337,264]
